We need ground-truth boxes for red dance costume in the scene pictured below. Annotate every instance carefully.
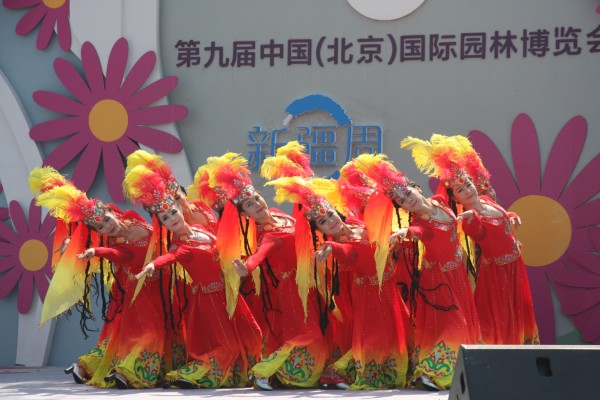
[244,209,327,388]
[324,218,409,389]
[405,196,481,389]
[151,224,262,388]
[462,196,539,345]
[85,210,182,388]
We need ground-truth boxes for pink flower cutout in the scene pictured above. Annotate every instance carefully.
[30,37,187,203]
[0,184,8,223]
[470,113,600,344]
[0,200,55,314]
[3,0,71,51]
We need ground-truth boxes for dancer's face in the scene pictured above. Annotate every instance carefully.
[451,178,479,207]
[240,193,269,220]
[394,186,425,212]
[92,211,121,237]
[315,207,344,237]
[157,204,186,233]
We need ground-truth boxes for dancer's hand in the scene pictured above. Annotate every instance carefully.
[508,213,521,228]
[389,228,408,245]
[457,210,476,223]
[56,236,71,255]
[315,244,332,263]
[77,248,95,261]
[232,258,248,277]
[135,263,155,280]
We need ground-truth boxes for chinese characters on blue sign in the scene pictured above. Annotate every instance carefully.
[246,125,383,171]
[175,25,600,68]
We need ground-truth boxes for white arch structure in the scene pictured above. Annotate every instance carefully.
[0,0,190,366]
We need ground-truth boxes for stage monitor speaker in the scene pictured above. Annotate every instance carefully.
[449,344,600,400]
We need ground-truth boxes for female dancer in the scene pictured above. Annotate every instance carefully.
[128,165,263,389]
[209,154,327,390]
[444,136,539,345]
[33,177,172,389]
[267,176,410,390]
[355,151,482,391]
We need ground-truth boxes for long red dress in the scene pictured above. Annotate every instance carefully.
[77,269,125,387]
[151,225,263,388]
[405,196,481,389]
[85,211,183,388]
[462,196,539,345]
[323,218,409,389]
[244,209,327,388]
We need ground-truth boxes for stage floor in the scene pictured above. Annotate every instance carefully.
[0,367,448,400]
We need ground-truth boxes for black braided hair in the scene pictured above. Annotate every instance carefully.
[309,221,329,336]
[397,209,459,323]
[237,207,281,338]
[77,228,96,338]
[152,216,173,332]
[446,187,478,281]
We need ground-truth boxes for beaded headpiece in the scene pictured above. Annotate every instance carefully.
[352,153,412,203]
[205,153,257,209]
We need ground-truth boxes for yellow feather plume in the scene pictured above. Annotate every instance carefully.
[29,166,68,195]
[122,165,157,204]
[353,153,391,173]
[125,149,169,175]
[275,140,305,157]
[400,136,436,176]
[260,155,302,180]
[307,178,345,213]
[35,185,85,223]
[265,176,310,205]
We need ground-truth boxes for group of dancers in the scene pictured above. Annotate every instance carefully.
[29,133,539,391]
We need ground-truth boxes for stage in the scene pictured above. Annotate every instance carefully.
[0,367,448,400]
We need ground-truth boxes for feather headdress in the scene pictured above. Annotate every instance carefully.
[36,183,106,225]
[207,153,254,206]
[261,141,313,181]
[352,153,411,202]
[275,141,313,176]
[337,161,376,217]
[450,135,492,194]
[29,166,70,196]
[401,134,468,189]
[125,150,179,197]
[123,165,175,213]
[205,153,256,317]
[351,153,412,288]
[187,164,228,211]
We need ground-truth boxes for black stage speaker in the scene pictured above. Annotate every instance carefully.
[449,344,600,400]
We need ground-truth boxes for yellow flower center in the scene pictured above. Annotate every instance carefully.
[88,99,129,142]
[43,0,66,9]
[19,239,49,272]
[509,195,571,267]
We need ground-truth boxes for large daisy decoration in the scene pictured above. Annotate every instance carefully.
[29,37,187,203]
[470,113,600,344]
[0,200,55,314]
[3,0,71,51]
